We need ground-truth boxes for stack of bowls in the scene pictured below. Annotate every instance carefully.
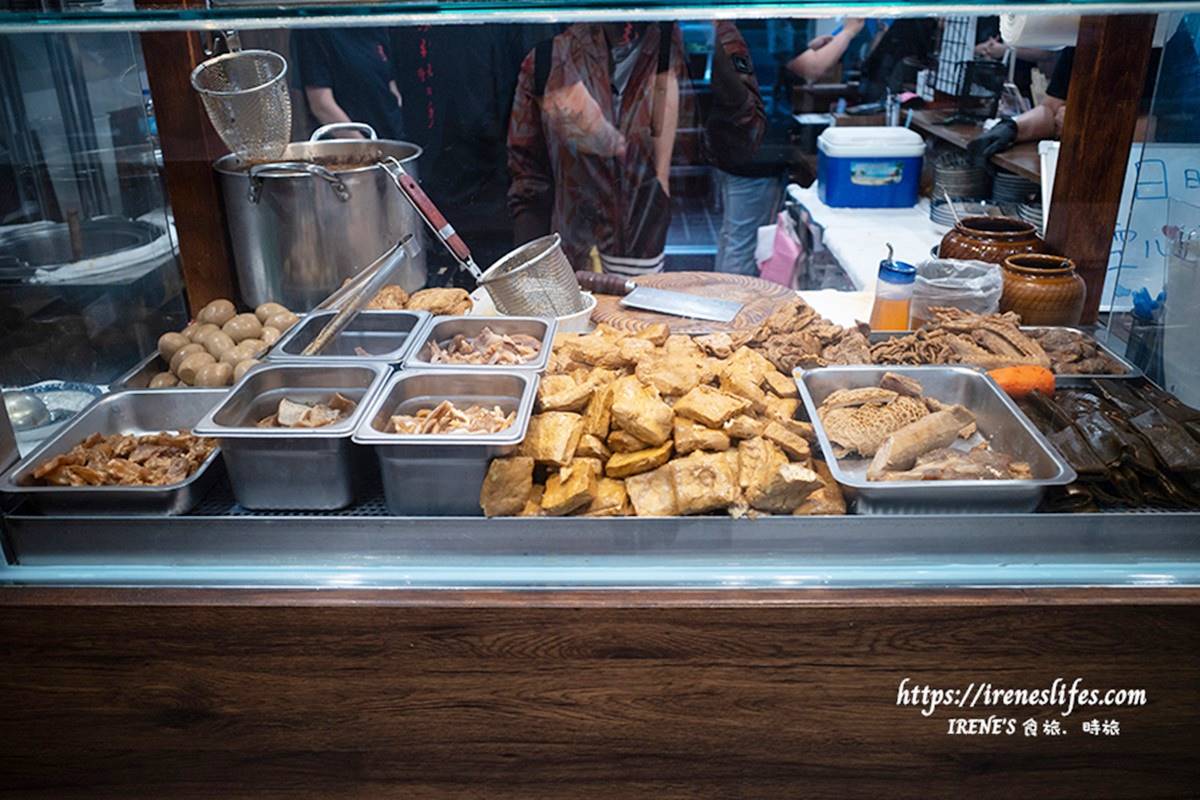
[1018,202,1045,236]
[932,154,991,202]
[993,170,1040,205]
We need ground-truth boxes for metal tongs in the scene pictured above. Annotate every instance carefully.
[376,156,484,282]
[301,235,414,356]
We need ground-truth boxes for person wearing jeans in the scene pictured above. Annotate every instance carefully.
[714,170,786,276]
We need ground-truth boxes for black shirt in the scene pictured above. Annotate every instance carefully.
[1046,46,1161,113]
[391,24,555,268]
[292,28,405,140]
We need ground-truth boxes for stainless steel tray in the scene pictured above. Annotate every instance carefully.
[1022,326,1142,382]
[796,365,1075,515]
[0,389,226,516]
[867,326,1140,382]
[353,370,538,516]
[269,309,430,364]
[195,363,390,510]
[403,315,555,373]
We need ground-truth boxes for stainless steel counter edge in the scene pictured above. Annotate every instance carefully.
[1,512,1198,588]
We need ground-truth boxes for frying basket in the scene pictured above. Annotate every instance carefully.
[190,49,292,162]
[477,233,585,316]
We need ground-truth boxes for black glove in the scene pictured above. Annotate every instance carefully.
[966,117,1018,169]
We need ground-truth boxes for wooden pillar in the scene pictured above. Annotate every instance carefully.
[1045,15,1156,324]
[139,27,237,313]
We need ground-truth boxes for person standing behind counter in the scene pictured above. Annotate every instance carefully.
[967,15,1200,166]
[292,27,405,140]
[507,22,764,277]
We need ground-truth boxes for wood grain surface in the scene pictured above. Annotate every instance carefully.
[0,587,1196,798]
[139,16,238,313]
[590,271,794,334]
[1045,14,1157,325]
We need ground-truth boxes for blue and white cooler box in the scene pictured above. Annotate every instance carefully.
[817,127,925,208]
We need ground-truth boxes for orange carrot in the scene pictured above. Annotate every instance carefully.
[988,365,1055,399]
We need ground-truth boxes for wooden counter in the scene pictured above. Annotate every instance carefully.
[910,109,1042,181]
[1,586,1196,797]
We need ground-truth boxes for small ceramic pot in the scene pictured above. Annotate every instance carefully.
[1000,253,1087,326]
[938,216,1046,264]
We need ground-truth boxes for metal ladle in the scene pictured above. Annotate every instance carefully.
[3,390,50,431]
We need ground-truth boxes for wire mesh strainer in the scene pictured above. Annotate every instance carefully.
[478,233,586,316]
[190,49,291,162]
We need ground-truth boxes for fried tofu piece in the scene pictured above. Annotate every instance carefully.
[723,346,773,384]
[695,332,736,359]
[580,477,629,517]
[697,357,723,385]
[573,457,605,479]
[663,334,705,362]
[719,366,769,414]
[608,430,651,453]
[479,456,534,517]
[762,367,799,398]
[610,375,674,445]
[772,417,816,444]
[633,323,670,346]
[541,461,598,516]
[520,484,545,516]
[738,436,788,496]
[723,414,765,440]
[670,451,739,515]
[764,395,801,424]
[624,463,678,516]
[606,440,673,478]
[619,337,657,363]
[763,421,811,461]
[576,433,611,460]
[674,385,752,428]
[749,462,823,514]
[674,418,732,455]
[793,460,846,515]
[582,382,614,438]
[538,375,595,413]
[636,356,702,397]
[519,412,584,467]
[566,333,625,369]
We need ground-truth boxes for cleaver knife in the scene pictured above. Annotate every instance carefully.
[574,271,744,323]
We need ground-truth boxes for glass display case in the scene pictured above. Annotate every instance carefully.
[0,1,1198,590]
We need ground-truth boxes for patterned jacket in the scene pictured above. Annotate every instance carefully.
[508,22,765,275]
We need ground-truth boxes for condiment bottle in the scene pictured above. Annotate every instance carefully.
[868,245,916,331]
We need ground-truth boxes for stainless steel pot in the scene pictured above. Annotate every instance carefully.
[214,122,426,312]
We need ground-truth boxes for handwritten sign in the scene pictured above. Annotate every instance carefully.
[1106,142,1200,308]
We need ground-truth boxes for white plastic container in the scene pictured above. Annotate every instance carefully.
[818,127,925,208]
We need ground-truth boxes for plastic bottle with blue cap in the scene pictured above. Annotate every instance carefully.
[869,243,917,331]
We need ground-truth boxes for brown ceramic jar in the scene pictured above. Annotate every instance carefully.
[938,216,1046,264]
[1000,253,1087,326]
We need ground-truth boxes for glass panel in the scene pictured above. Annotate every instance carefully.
[1105,12,1200,405]
[0,30,187,405]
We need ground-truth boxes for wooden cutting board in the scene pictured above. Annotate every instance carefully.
[590,271,794,334]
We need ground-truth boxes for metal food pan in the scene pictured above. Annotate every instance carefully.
[796,365,1075,515]
[194,362,389,510]
[353,370,538,516]
[1021,326,1141,382]
[403,315,555,372]
[868,327,1140,382]
[0,389,226,515]
[270,309,430,364]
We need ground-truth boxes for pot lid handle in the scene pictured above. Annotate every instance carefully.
[247,161,350,203]
[310,122,378,142]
